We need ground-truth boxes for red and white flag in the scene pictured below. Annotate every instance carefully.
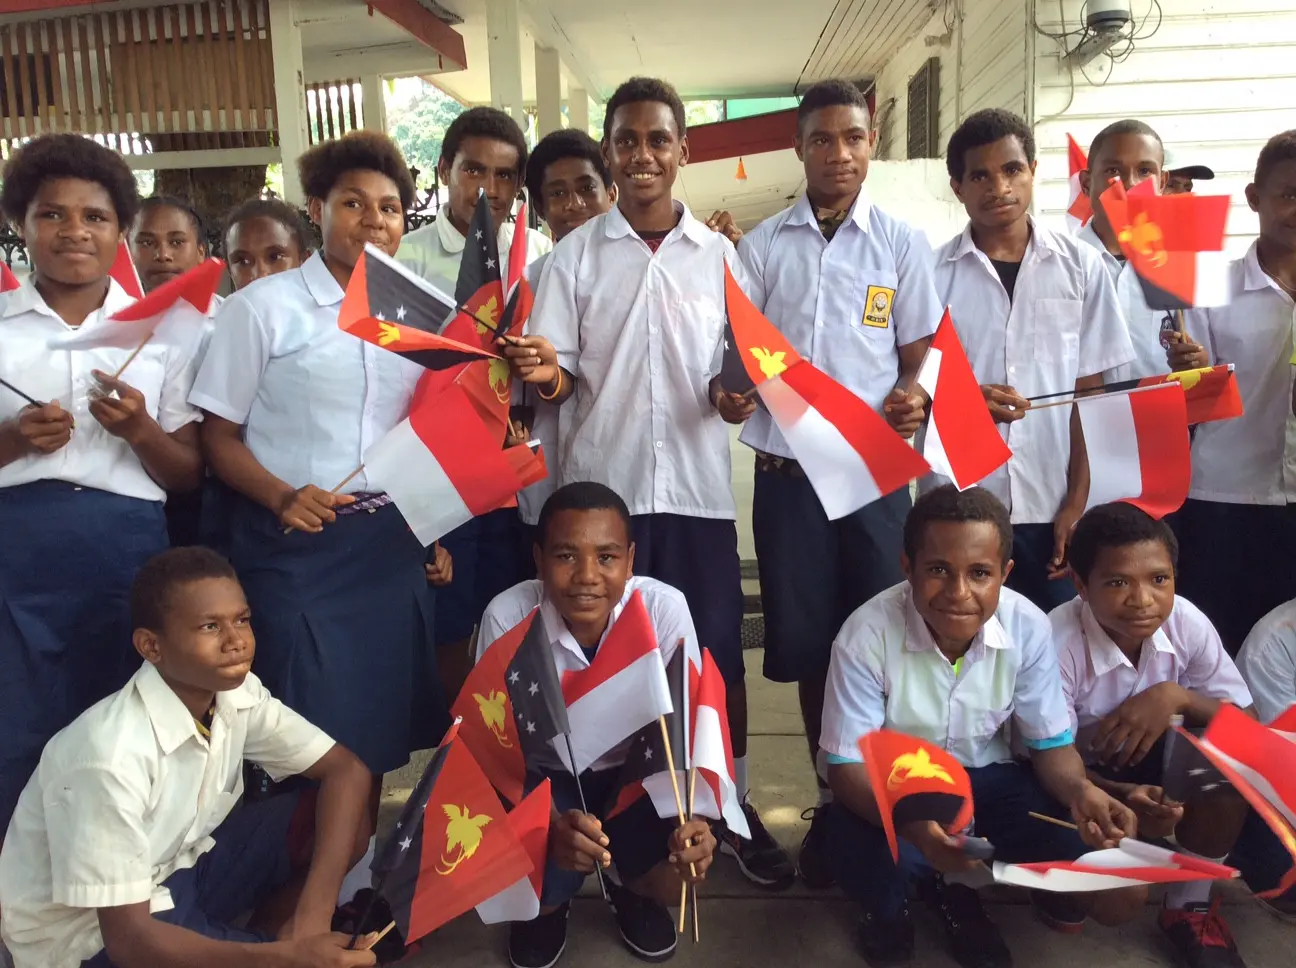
[1066,135,1092,231]
[914,309,1012,490]
[690,648,750,839]
[109,239,145,300]
[721,262,929,519]
[1077,383,1191,519]
[475,778,551,924]
[47,258,224,351]
[364,382,545,547]
[557,591,673,774]
[1176,705,1296,897]
[994,838,1239,892]
[0,262,19,293]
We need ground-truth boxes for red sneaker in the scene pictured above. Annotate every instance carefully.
[1158,900,1247,968]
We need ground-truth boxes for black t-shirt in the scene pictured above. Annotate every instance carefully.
[990,258,1023,301]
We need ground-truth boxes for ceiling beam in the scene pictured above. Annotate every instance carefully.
[366,0,467,71]
[304,43,453,84]
[519,0,603,103]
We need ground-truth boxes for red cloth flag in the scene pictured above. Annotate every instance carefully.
[363,383,545,547]
[109,239,144,299]
[475,778,552,924]
[994,839,1239,892]
[1136,364,1243,425]
[859,730,974,863]
[1067,135,1092,231]
[914,308,1013,489]
[720,262,929,518]
[690,648,750,839]
[1077,383,1191,518]
[1099,180,1231,309]
[0,262,19,293]
[371,722,534,945]
[558,590,674,774]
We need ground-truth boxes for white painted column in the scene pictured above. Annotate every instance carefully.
[567,87,589,136]
[361,73,387,133]
[535,44,562,137]
[486,0,525,123]
[267,0,308,205]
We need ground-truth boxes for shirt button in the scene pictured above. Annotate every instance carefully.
[655,441,663,448]
[1008,366,1016,376]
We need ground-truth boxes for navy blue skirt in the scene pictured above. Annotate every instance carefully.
[227,497,447,775]
[0,480,168,828]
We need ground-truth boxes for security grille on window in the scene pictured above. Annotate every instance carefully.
[906,57,940,160]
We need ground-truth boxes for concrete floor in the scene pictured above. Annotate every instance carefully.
[383,651,1296,968]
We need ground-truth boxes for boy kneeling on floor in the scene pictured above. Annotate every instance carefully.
[476,482,715,968]
[820,485,1144,968]
[0,548,376,968]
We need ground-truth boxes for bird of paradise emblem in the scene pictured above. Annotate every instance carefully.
[435,804,492,875]
[1118,212,1168,269]
[749,346,789,379]
[473,690,513,748]
[887,748,955,790]
[472,295,500,336]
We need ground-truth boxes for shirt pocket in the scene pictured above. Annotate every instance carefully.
[852,270,901,339]
[1032,297,1083,365]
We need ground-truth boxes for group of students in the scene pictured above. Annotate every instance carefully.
[0,70,1294,968]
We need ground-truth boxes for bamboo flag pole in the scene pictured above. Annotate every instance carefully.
[675,639,694,937]
[658,715,698,886]
[1028,811,1079,831]
[111,334,153,380]
[1026,381,1170,413]
[688,765,700,942]
[281,466,364,535]
[1175,308,1187,336]
[361,921,396,950]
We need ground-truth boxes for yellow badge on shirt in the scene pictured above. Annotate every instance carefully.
[863,285,896,328]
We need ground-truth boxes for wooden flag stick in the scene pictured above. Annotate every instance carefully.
[688,766,699,942]
[361,920,397,951]
[658,715,698,890]
[1026,381,1169,413]
[0,376,41,407]
[1175,308,1187,336]
[112,334,153,380]
[281,465,365,535]
[1028,811,1079,831]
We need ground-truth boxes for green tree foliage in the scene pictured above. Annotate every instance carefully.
[385,79,467,191]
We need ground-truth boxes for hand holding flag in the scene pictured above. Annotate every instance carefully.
[859,730,974,864]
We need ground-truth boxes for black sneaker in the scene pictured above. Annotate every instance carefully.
[1030,889,1086,934]
[1159,900,1248,968]
[923,877,1012,968]
[718,800,796,890]
[610,885,677,963]
[797,806,836,889]
[857,899,915,966]
[509,903,570,968]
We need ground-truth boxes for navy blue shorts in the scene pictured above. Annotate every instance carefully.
[828,761,1087,915]
[630,513,744,685]
[752,460,909,683]
[533,767,679,906]
[1004,523,1077,613]
[1173,500,1296,655]
[432,508,531,646]
[81,792,309,965]
[0,481,168,831]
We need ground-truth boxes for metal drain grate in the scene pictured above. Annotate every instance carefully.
[741,614,765,650]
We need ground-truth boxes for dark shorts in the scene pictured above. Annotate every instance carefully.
[432,508,531,646]
[81,793,310,966]
[752,460,908,683]
[630,513,745,685]
[1173,500,1296,655]
[1005,522,1077,613]
[533,767,678,906]
[829,761,1087,914]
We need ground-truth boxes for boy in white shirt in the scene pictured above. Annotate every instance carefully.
[503,76,793,890]
[933,109,1132,612]
[1238,600,1296,724]
[1167,131,1296,655]
[0,548,375,968]
[821,486,1142,968]
[1051,502,1256,968]
[477,482,714,968]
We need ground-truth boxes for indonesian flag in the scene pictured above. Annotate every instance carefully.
[690,648,750,839]
[1099,180,1231,309]
[720,262,929,519]
[914,308,1012,489]
[47,258,224,351]
[109,239,144,299]
[557,590,674,774]
[1067,135,1092,231]
[0,262,19,292]
[1136,365,1243,425]
[364,382,546,547]
[1077,383,1191,518]
[860,730,974,862]
[994,839,1239,893]
[1175,705,1296,897]
[475,778,551,924]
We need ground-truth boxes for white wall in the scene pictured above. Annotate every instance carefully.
[1031,0,1296,253]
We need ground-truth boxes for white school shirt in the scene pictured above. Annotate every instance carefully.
[529,202,741,519]
[0,663,334,968]
[736,191,944,457]
[1182,244,1296,505]
[1237,599,1296,724]
[189,252,424,493]
[1077,223,1173,381]
[1050,596,1252,758]
[0,279,203,502]
[476,575,697,772]
[820,582,1074,769]
[396,211,552,294]
[516,251,561,526]
[930,221,1133,524]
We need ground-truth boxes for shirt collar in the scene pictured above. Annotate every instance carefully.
[539,582,637,664]
[1,275,134,321]
[1080,600,1175,677]
[132,662,258,755]
[301,250,344,307]
[1075,222,1119,264]
[1241,241,1291,296]
[436,212,467,255]
[602,200,710,247]
[786,190,872,232]
[947,216,1061,263]
[901,585,1010,660]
